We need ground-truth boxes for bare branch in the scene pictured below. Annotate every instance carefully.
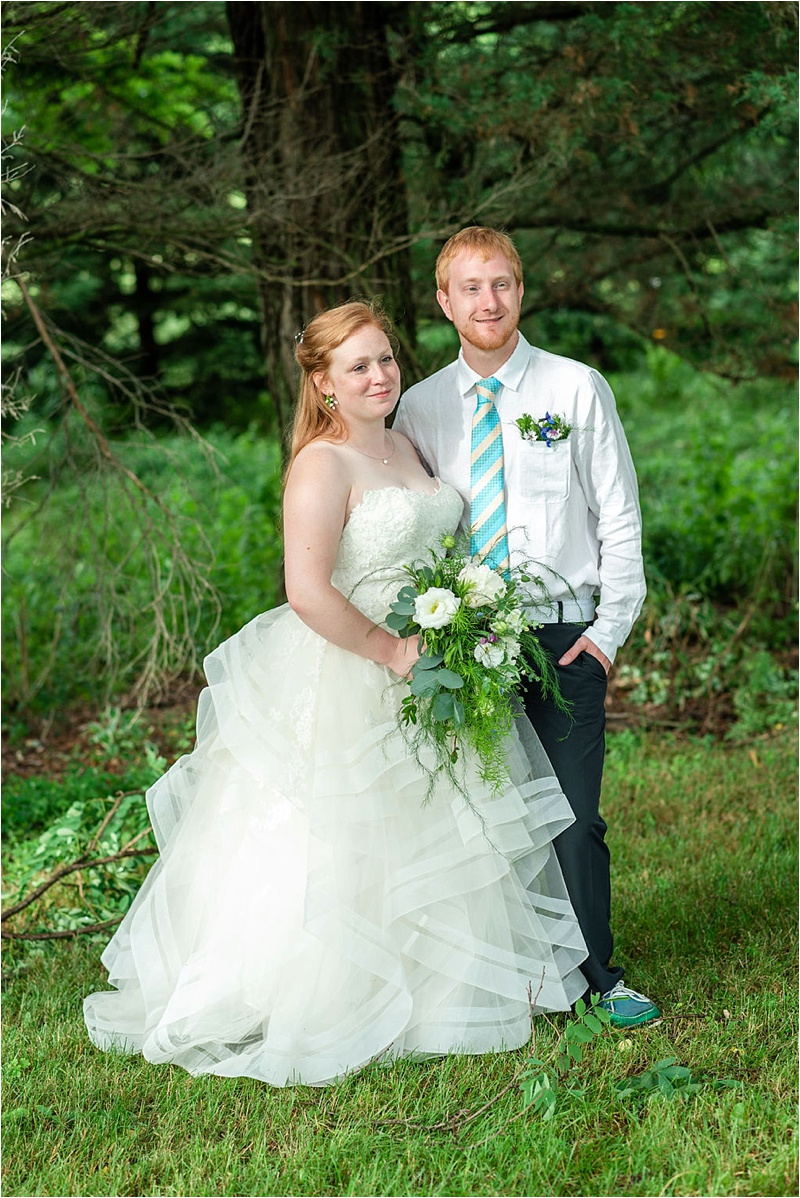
[1,843,157,924]
[3,917,125,942]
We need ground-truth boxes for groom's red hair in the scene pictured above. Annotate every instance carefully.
[435,227,523,294]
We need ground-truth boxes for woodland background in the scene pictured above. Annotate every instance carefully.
[2,0,797,728]
[1,4,797,1196]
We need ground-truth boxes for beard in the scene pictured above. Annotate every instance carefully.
[458,314,519,355]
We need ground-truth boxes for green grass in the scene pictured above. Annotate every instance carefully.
[2,729,797,1196]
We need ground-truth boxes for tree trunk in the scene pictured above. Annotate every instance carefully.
[226,1,415,434]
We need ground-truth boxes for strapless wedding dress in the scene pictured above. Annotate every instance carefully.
[84,482,587,1086]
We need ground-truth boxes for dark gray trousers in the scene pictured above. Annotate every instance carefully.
[522,623,624,998]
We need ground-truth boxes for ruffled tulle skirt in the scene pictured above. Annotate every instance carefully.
[84,605,587,1086]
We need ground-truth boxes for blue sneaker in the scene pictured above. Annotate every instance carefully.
[598,982,661,1028]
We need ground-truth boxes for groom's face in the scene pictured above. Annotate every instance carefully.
[436,251,524,355]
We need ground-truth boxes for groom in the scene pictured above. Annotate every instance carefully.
[394,226,659,1027]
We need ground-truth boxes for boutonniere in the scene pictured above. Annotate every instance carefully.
[515,412,573,446]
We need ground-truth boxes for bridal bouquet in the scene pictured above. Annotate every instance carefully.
[386,536,570,799]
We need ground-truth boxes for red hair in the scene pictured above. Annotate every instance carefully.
[287,301,397,471]
[435,226,523,293]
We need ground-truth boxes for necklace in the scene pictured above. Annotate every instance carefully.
[349,429,396,466]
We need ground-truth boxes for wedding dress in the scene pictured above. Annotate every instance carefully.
[84,482,587,1086]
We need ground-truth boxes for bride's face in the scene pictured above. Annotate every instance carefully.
[315,326,401,423]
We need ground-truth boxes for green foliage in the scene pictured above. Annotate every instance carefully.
[605,351,798,733]
[1,427,283,720]
[403,1,797,382]
[3,707,180,838]
[4,789,157,941]
[2,763,155,841]
[519,995,611,1121]
[3,0,796,441]
[613,1056,740,1102]
[727,651,798,742]
[617,348,797,608]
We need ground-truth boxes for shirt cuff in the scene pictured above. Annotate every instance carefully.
[583,622,624,665]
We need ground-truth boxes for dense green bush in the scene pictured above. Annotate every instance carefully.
[2,427,284,720]
[611,349,797,733]
[616,348,796,619]
[1,353,796,736]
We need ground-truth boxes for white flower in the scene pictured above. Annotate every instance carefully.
[502,637,522,663]
[474,639,505,668]
[505,608,528,634]
[458,563,506,608]
[414,587,460,629]
[492,609,527,638]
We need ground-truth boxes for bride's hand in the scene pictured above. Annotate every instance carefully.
[386,635,421,678]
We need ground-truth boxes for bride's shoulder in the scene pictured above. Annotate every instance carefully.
[285,439,353,500]
[290,438,349,475]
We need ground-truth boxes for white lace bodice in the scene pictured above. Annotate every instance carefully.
[330,483,465,624]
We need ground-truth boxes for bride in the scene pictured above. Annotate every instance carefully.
[84,301,588,1086]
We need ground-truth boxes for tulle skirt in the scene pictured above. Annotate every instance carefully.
[84,605,587,1086]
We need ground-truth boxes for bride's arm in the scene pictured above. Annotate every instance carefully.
[283,445,419,677]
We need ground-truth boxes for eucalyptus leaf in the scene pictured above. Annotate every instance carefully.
[415,652,444,670]
[432,691,456,721]
[409,673,440,697]
[437,668,464,689]
[390,600,416,615]
[385,612,411,631]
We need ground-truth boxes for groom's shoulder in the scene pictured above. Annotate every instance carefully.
[400,359,460,408]
[531,342,601,385]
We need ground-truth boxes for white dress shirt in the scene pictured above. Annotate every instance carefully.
[393,333,646,663]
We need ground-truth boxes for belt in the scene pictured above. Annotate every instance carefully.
[525,598,596,624]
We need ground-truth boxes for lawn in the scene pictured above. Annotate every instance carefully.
[3,728,797,1197]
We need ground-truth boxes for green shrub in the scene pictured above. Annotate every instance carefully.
[2,428,284,720]
[2,355,796,734]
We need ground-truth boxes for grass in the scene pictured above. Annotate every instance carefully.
[2,728,797,1197]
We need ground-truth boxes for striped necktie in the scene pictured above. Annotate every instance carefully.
[470,376,510,575]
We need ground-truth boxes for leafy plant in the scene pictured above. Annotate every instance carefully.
[613,1056,741,1102]
[2,786,158,941]
[518,995,611,1121]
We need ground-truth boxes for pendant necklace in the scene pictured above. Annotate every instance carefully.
[350,429,396,466]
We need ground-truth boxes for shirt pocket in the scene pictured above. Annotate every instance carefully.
[517,440,572,501]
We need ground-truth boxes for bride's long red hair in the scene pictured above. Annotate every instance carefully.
[287,301,397,473]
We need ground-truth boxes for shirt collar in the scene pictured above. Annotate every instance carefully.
[455,333,532,397]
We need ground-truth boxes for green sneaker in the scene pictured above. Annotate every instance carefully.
[599,982,661,1028]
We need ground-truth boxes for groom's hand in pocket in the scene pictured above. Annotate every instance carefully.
[558,635,610,675]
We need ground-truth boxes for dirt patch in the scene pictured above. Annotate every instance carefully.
[4,671,734,786]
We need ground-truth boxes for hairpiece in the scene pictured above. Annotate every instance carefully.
[294,329,305,345]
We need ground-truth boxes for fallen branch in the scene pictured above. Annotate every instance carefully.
[2,916,125,942]
[1,842,157,923]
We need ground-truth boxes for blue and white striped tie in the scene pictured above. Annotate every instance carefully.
[470,376,510,575]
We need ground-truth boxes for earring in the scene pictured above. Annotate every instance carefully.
[325,395,338,410]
